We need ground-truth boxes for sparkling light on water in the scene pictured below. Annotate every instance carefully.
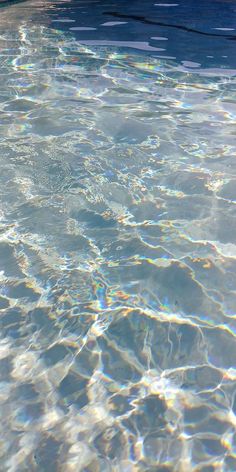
[0,1,236,471]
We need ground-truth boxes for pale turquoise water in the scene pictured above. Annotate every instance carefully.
[0,1,236,471]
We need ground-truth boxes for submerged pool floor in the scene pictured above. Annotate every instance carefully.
[0,1,236,471]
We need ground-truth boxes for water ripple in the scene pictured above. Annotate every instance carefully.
[0,9,235,472]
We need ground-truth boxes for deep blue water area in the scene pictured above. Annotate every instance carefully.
[46,0,236,68]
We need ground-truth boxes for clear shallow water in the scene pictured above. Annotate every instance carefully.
[0,1,236,471]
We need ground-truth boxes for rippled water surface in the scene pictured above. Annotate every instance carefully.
[0,0,236,471]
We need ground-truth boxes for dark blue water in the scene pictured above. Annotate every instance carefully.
[46,0,236,68]
[0,1,236,471]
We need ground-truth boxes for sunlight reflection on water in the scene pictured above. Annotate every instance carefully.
[0,1,236,471]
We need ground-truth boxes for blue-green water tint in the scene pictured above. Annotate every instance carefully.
[0,0,236,471]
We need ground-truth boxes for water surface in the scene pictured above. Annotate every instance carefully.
[0,1,236,471]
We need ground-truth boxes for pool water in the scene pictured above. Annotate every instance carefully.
[0,0,236,471]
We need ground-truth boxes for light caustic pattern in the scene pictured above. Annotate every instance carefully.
[0,21,236,472]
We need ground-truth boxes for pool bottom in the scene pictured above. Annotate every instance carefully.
[0,22,236,472]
